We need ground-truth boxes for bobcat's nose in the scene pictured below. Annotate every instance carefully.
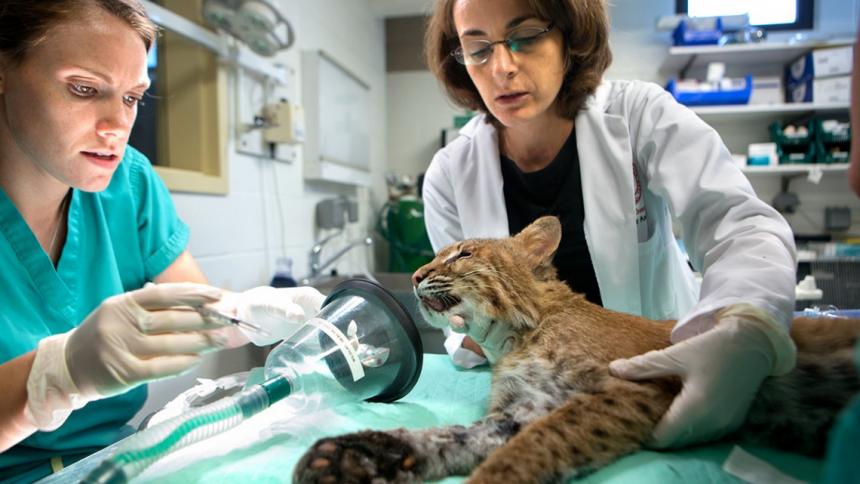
[412,268,427,287]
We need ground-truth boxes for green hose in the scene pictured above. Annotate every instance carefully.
[113,404,240,465]
[82,376,291,483]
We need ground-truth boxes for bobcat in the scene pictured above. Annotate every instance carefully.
[294,216,860,483]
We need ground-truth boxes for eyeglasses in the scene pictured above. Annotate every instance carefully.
[451,24,554,66]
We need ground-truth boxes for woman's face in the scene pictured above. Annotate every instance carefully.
[453,0,566,129]
[0,8,149,192]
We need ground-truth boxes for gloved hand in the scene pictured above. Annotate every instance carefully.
[609,304,796,448]
[211,286,326,346]
[25,283,227,431]
[448,314,516,364]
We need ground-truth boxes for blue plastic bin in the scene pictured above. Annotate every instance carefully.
[673,18,722,46]
[666,75,753,106]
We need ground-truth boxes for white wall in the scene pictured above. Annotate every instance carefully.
[385,0,860,234]
[387,71,462,177]
[134,0,387,426]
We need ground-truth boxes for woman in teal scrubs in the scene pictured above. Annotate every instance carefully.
[0,1,325,481]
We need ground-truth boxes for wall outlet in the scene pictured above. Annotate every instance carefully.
[262,99,305,145]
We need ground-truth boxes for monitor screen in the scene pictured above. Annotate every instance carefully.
[677,0,813,30]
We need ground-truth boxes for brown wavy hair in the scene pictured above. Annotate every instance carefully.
[0,0,157,65]
[425,0,612,119]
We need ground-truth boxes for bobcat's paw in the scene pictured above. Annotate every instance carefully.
[294,430,419,484]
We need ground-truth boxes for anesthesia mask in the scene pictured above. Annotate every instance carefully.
[263,277,424,411]
[82,279,423,483]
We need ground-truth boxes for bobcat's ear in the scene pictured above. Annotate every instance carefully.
[513,216,562,269]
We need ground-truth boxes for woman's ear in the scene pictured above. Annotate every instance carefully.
[512,216,562,269]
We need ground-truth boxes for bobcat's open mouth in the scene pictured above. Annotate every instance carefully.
[419,294,461,313]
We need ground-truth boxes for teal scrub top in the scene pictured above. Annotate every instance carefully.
[0,146,189,482]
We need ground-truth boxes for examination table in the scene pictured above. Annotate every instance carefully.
[45,353,825,483]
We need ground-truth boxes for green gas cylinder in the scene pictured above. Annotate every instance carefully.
[377,197,434,273]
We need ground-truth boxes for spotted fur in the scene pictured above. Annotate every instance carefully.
[294,217,859,484]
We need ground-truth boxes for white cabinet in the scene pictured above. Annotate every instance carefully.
[302,50,372,186]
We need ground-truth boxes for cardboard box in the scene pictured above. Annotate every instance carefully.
[747,142,778,166]
[814,76,851,104]
[786,75,851,104]
[749,76,783,105]
[786,46,854,84]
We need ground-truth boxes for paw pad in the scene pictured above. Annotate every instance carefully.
[295,431,417,483]
[317,441,337,453]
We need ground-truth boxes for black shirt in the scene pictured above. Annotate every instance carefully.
[500,128,602,305]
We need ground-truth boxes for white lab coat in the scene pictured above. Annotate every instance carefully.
[423,80,797,366]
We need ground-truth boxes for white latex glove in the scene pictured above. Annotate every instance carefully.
[211,286,326,346]
[448,314,516,365]
[25,283,227,431]
[609,305,796,448]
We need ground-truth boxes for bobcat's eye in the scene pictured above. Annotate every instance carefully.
[452,249,472,262]
[444,248,472,265]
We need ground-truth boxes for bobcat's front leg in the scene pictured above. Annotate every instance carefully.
[469,381,672,484]
[293,411,530,483]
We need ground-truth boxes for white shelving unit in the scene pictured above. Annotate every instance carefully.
[660,38,855,76]
[691,102,850,122]
[741,163,849,175]
[661,38,853,174]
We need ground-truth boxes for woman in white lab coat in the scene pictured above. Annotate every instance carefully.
[422,0,798,450]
